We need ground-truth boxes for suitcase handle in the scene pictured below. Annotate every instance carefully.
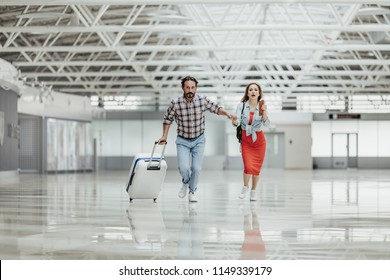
[147,141,167,170]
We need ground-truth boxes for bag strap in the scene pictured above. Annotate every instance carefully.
[237,102,244,127]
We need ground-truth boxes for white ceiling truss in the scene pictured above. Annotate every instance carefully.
[1,0,390,112]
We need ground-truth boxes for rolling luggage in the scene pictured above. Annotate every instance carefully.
[126,141,167,202]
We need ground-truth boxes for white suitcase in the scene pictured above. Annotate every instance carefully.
[126,141,167,202]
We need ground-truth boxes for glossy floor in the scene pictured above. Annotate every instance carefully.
[0,169,389,260]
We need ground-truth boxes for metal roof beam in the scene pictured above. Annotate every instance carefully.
[21,69,390,77]
[2,24,390,33]
[3,45,390,52]
[2,1,390,5]
[15,59,390,67]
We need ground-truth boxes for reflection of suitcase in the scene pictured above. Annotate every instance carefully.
[126,202,167,250]
[126,141,167,202]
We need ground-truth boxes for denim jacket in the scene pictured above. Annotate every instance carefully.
[235,101,270,142]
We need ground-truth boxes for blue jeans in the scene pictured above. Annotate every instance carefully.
[176,134,205,193]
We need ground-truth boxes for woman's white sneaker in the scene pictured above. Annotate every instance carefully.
[238,186,249,199]
[250,190,257,201]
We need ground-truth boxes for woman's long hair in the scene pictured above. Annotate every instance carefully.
[240,83,263,102]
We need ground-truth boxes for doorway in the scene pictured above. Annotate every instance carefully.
[331,133,358,169]
[264,132,285,169]
[18,114,42,173]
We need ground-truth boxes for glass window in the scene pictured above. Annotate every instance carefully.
[332,134,347,157]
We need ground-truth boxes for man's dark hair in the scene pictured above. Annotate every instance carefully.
[181,76,198,88]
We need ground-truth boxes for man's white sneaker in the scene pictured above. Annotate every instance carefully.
[189,192,198,202]
[250,190,257,201]
[238,186,249,199]
[178,183,189,198]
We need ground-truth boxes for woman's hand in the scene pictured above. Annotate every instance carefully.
[262,110,268,122]
[230,115,239,126]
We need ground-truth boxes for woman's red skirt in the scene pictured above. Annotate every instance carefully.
[241,130,266,175]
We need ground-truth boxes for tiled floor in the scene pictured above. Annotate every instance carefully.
[0,169,389,260]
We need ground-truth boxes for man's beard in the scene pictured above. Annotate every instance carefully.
[184,92,195,101]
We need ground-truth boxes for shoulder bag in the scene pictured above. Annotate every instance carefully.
[236,102,245,143]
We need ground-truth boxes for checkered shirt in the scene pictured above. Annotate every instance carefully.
[163,94,222,139]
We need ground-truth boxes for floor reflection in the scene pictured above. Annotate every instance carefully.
[239,203,266,260]
[177,203,204,259]
[1,169,390,259]
[126,202,167,252]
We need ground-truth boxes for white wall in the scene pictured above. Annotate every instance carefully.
[18,87,92,121]
[312,120,390,157]
[277,124,312,169]
[93,117,228,157]
[93,111,313,170]
[270,112,313,169]
[0,58,22,94]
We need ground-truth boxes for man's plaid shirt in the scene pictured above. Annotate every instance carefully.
[163,94,222,139]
